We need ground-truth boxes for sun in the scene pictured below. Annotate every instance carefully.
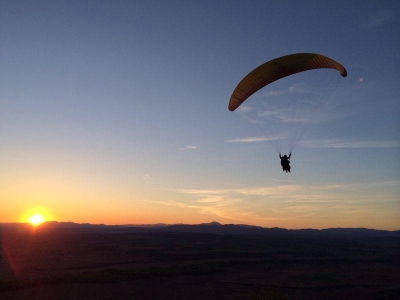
[22,207,52,226]
[28,214,45,226]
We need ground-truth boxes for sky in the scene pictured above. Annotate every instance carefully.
[1,1,399,230]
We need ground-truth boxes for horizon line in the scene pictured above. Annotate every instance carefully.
[1,221,398,232]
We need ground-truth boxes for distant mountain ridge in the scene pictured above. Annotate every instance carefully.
[2,221,399,237]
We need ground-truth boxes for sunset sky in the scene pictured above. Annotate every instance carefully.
[1,1,399,230]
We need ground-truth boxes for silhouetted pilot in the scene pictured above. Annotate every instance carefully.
[279,152,291,173]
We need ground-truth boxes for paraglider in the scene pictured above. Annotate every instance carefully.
[279,152,291,173]
[228,53,347,172]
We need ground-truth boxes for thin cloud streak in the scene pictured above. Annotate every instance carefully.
[254,90,285,98]
[237,105,254,113]
[143,200,186,208]
[173,189,228,195]
[179,145,197,151]
[226,136,282,143]
[302,139,400,149]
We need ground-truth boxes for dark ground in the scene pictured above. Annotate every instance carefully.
[1,224,399,299]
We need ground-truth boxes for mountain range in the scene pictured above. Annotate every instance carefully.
[2,221,399,237]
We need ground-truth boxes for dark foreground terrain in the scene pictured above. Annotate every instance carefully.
[1,223,399,299]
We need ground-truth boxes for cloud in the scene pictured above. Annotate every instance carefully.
[237,105,253,113]
[195,196,226,203]
[301,139,400,149]
[166,190,251,223]
[274,112,320,123]
[257,110,280,118]
[226,136,281,143]
[171,184,336,222]
[254,83,311,98]
[255,90,285,98]
[179,145,197,151]
[173,189,227,195]
[171,188,259,221]
[289,83,307,94]
[150,190,245,221]
[159,179,400,228]
[142,174,151,183]
[144,200,186,208]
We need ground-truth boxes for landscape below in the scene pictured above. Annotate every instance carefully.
[1,222,399,299]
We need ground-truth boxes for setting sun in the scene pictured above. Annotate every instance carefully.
[29,214,45,226]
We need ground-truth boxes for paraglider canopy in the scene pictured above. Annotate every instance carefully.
[229,53,347,112]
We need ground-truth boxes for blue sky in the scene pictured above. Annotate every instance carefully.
[1,1,399,229]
